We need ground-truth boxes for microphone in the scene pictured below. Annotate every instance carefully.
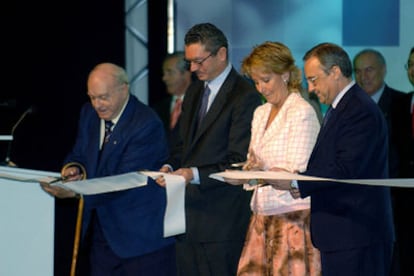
[3,106,35,166]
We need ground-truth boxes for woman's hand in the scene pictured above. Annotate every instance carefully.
[223,176,245,186]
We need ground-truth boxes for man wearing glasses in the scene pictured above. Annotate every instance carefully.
[157,23,262,275]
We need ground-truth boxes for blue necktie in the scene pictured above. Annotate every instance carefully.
[103,120,114,146]
[197,84,210,127]
[99,120,113,161]
[322,106,333,127]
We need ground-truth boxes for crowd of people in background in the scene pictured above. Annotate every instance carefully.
[39,20,413,276]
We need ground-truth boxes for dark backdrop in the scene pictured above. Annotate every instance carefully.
[2,1,167,275]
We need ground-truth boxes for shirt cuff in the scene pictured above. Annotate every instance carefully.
[190,167,200,185]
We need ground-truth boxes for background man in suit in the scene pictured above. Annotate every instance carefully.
[404,47,414,179]
[353,49,412,276]
[268,43,395,276]
[152,51,193,150]
[390,47,414,276]
[41,63,176,276]
[157,23,262,275]
[401,47,414,178]
[353,49,407,178]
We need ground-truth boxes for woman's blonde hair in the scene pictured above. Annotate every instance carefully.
[241,41,302,92]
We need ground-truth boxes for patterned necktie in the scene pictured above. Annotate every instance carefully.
[170,98,183,129]
[103,120,114,146]
[197,84,210,128]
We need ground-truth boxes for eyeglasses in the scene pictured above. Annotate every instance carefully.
[306,67,333,85]
[405,62,413,70]
[306,76,319,85]
[184,53,213,68]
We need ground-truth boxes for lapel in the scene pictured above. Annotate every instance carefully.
[258,101,284,145]
[186,82,204,145]
[312,85,355,153]
[97,96,134,168]
[87,116,102,175]
[191,68,237,145]
[377,85,391,120]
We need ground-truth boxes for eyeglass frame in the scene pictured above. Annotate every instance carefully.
[306,66,334,86]
[306,76,319,85]
[184,53,213,68]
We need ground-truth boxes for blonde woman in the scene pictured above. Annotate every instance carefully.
[227,41,321,275]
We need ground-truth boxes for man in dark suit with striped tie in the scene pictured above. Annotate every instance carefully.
[41,63,176,276]
[157,23,262,276]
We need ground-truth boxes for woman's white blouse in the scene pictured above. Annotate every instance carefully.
[249,92,320,215]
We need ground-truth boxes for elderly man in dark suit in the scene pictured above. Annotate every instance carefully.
[353,49,407,178]
[41,63,175,276]
[268,43,395,276]
[157,23,262,276]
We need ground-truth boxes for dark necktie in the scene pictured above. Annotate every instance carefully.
[103,120,114,147]
[322,106,333,127]
[197,84,210,128]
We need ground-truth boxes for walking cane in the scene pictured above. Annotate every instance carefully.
[70,196,84,276]
[61,163,87,276]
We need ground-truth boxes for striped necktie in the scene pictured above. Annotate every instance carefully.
[103,120,114,147]
[197,84,210,128]
[170,97,183,129]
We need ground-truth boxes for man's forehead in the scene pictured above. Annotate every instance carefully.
[304,57,322,72]
[185,43,206,57]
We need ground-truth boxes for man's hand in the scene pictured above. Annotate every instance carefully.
[40,182,77,199]
[39,164,84,198]
[61,166,84,181]
[223,177,245,186]
[159,165,171,173]
[155,167,193,187]
[174,168,193,185]
[155,165,172,187]
[266,178,292,190]
[289,188,301,199]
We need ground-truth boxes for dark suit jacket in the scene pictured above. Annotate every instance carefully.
[389,91,414,275]
[390,90,414,178]
[377,85,408,177]
[151,95,181,150]
[64,95,174,258]
[298,83,395,252]
[169,67,262,242]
